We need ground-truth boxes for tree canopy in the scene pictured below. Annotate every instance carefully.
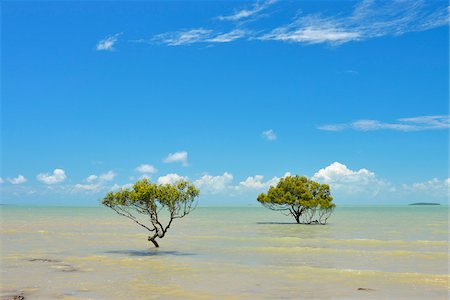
[102,178,199,247]
[257,175,335,224]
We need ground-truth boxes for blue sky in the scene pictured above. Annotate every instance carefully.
[1,0,448,205]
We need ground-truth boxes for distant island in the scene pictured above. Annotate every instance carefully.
[409,203,441,206]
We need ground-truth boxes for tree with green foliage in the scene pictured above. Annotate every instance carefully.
[102,179,200,247]
[257,175,335,224]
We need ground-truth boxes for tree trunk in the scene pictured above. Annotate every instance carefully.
[294,214,300,224]
[148,236,159,248]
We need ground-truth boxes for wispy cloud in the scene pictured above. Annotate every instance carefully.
[259,0,448,45]
[207,29,248,43]
[217,0,277,22]
[147,0,447,47]
[262,129,277,141]
[259,17,362,45]
[152,28,250,46]
[135,164,157,174]
[153,29,213,46]
[318,115,450,132]
[163,151,189,166]
[338,70,359,75]
[96,33,122,51]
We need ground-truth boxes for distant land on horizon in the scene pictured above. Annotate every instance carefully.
[409,202,441,206]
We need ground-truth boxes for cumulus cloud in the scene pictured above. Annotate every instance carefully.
[135,164,158,174]
[74,183,102,192]
[239,175,272,189]
[402,178,450,198]
[99,170,117,181]
[163,151,189,166]
[73,170,117,192]
[318,115,450,132]
[110,183,134,191]
[312,162,390,196]
[36,169,67,184]
[83,170,116,183]
[96,33,122,51]
[7,175,27,185]
[85,175,98,183]
[157,173,188,185]
[192,171,290,194]
[238,172,291,190]
[262,129,277,141]
[0,177,4,184]
[194,172,234,194]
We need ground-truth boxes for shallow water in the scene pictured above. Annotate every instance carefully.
[0,206,448,299]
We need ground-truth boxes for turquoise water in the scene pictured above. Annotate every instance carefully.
[0,206,448,299]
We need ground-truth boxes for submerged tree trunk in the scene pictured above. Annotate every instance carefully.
[291,206,304,224]
[148,236,160,248]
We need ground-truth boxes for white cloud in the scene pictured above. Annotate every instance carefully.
[239,172,290,190]
[194,172,234,194]
[157,173,188,185]
[262,129,277,141]
[84,170,116,183]
[217,0,277,21]
[192,171,290,194]
[260,25,361,44]
[239,175,270,189]
[7,175,27,185]
[85,175,98,183]
[96,33,122,51]
[312,162,390,196]
[152,28,250,46]
[318,115,450,132]
[110,183,134,191]
[149,0,447,47]
[99,170,117,181]
[153,29,213,46]
[0,177,4,184]
[339,70,359,75]
[397,115,450,129]
[402,178,450,198]
[163,151,189,166]
[207,29,248,43]
[259,0,448,45]
[135,164,158,174]
[36,169,66,185]
[73,170,117,192]
[74,183,103,192]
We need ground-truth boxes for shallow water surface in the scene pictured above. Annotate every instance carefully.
[0,206,448,299]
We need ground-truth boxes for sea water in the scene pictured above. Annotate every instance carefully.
[0,205,448,299]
